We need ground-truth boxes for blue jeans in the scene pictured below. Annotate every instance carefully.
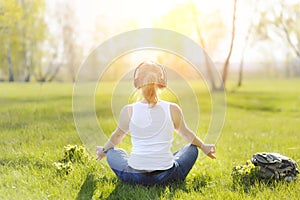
[106,144,198,186]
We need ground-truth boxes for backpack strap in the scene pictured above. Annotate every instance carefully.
[252,153,281,165]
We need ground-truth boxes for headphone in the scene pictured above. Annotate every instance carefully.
[133,61,167,89]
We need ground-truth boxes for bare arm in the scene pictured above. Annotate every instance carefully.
[170,103,216,159]
[96,105,132,160]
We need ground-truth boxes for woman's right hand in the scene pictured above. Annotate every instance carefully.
[201,144,216,159]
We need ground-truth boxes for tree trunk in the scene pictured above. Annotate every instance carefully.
[191,2,217,90]
[220,0,237,90]
[238,23,250,87]
[7,43,14,82]
[238,1,258,87]
[204,54,217,90]
[24,56,33,82]
[237,57,244,87]
[47,64,62,82]
[24,73,31,82]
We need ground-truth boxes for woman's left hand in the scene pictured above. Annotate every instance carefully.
[96,146,106,160]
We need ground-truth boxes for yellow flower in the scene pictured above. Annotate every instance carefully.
[246,160,252,165]
[236,165,241,170]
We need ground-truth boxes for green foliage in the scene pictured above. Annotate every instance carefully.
[60,144,90,164]
[53,144,91,175]
[187,171,213,192]
[0,0,47,81]
[53,161,73,175]
[154,1,225,52]
[231,160,260,191]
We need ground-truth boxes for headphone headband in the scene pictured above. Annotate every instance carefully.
[133,61,167,89]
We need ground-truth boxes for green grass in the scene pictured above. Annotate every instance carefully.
[0,79,300,199]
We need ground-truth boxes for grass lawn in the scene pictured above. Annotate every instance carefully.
[0,79,300,199]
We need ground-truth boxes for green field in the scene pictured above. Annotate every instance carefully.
[0,79,300,199]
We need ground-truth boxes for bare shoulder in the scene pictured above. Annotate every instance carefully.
[169,103,183,127]
[169,103,183,129]
[120,104,133,118]
[121,104,132,112]
[170,102,182,115]
[118,104,133,132]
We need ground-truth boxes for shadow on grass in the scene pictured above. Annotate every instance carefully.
[103,174,210,200]
[103,182,185,200]
[76,173,97,200]
[227,102,282,113]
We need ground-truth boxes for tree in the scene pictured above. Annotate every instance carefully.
[237,0,258,87]
[277,1,300,59]
[154,1,226,90]
[19,0,47,82]
[55,1,81,82]
[0,0,22,81]
[0,0,46,82]
[220,0,237,90]
[254,0,300,76]
[33,1,83,82]
[190,2,217,90]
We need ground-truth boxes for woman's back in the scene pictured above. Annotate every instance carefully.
[129,100,174,171]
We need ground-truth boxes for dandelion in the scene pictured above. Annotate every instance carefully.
[232,161,260,189]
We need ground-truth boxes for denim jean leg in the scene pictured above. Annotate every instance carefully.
[173,144,198,180]
[106,148,149,184]
[106,145,198,185]
[154,145,198,184]
[106,148,129,172]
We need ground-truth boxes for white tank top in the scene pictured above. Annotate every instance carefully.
[128,100,175,171]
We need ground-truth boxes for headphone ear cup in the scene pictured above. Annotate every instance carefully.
[134,77,143,89]
[160,70,167,87]
[134,78,139,88]
[161,78,166,87]
[160,66,167,87]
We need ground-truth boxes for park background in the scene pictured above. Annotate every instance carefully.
[0,0,300,199]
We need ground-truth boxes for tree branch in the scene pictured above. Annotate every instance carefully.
[281,22,300,58]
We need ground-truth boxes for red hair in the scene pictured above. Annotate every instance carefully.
[142,84,159,105]
[134,61,166,105]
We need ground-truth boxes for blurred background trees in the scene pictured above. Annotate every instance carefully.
[0,0,46,82]
[0,0,299,85]
[254,0,300,78]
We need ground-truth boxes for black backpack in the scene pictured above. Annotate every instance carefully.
[251,152,299,182]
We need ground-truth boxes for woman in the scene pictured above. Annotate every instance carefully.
[96,61,216,186]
